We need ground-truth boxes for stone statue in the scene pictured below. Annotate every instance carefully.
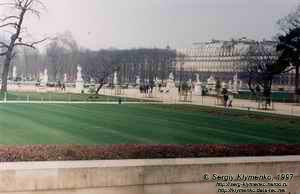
[76,65,84,93]
[13,66,17,80]
[206,75,216,94]
[45,69,48,81]
[113,71,118,85]
[41,69,48,85]
[136,76,140,85]
[196,73,200,83]
[76,66,83,82]
[169,72,174,81]
[221,82,227,89]
[233,73,238,93]
[194,74,202,96]
[166,72,176,92]
[64,73,67,83]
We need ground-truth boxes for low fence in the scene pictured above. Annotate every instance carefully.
[0,156,299,194]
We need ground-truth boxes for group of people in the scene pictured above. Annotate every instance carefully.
[221,88,234,108]
[139,84,154,95]
[57,81,66,91]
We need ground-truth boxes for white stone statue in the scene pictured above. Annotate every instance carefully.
[233,73,239,93]
[76,66,83,82]
[41,69,48,86]
[207,75,216,94]
[136,76,140,86]
[167,72,176,89]
[113,71,118,85]
[39,72,43,81]
[76,65,84,93]
[166,72,176,94]
[196,73,200,83]
[169,72,174,81]
[221,81,227,89]
[13,66,17,80]
[64,73,67,83]
[154,77,159,85]
[44,69,48,83]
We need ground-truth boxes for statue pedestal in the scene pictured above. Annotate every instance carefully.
[166,80,177,95]
[41,81,47,87]
[114,85,123,95]
[166,80,176,90]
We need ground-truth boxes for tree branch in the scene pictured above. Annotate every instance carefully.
[0,41,9,48]
[0,22,18,29]
[0,16,20,22]
[0,52,7,56]
[14,37,48,49]
[282,67,295,74]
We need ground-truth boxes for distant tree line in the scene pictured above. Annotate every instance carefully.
[1,32,177,88]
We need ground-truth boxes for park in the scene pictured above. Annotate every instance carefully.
[1,0,300,194]
[0,0,300,157]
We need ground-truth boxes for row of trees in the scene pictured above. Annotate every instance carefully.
[80,48,176,93]
[2,34,176,89]
[0,1,176,94]
[1,0,177,94]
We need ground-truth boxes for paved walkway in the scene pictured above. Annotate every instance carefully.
[99,88,300,117]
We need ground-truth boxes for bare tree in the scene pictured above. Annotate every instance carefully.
[0,0,47,92]
[44,31,80,82]
[81,49,119,95]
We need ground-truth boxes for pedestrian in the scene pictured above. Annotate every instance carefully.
[62,83,66,91]
[222,88,228,108]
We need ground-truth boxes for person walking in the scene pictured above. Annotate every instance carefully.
[222,88,228,108]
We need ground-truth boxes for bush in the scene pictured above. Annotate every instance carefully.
[0,144,299,162]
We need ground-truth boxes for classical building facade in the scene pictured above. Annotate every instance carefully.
[175,39,293,90]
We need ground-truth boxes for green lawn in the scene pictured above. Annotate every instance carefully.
[237,91,293,103]
[0,92,148,102]
[0,104,299,145]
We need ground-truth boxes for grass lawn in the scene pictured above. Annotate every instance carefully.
[0,104,299,145]
[237,91,293,103]
[0,91,149,102]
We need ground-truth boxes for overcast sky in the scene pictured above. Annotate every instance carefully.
[21,0,299,50]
